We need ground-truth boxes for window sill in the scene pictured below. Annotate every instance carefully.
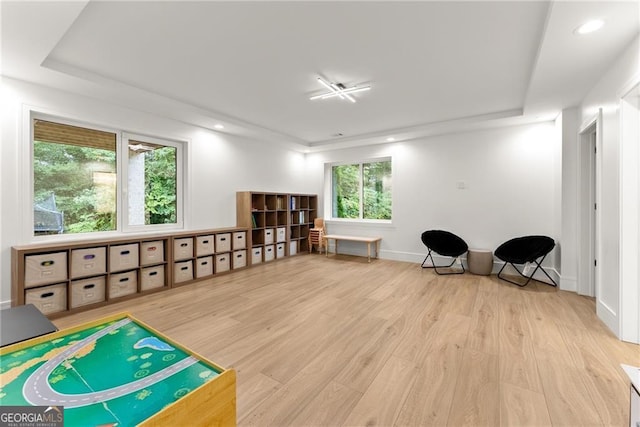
[32,226,184,244]
[325,219,395,229]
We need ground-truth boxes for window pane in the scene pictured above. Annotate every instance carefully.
[363,161,392,220]
[128,141,177,225]
[332,164,360,219]
[33,122,117,235]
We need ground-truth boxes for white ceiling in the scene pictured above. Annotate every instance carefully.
[1,1,639,150]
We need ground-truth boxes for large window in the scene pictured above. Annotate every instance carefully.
[32,117,183,236]
[331,159,392,220]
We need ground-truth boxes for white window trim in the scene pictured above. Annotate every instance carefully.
[29,111,122,242]
[325,157,393,224]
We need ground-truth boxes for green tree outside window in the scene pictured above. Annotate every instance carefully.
[332,160,392,220]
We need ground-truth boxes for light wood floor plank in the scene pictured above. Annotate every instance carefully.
[442,275,479,318]
[558,324,629,425]
[163,313,241,352]
[467,289,500,355]
[524,302,577,367]
[420,277,462,323]
[537,360,604,425]
[226,313,338,382]
[395,313,470,426]
[287,380,363,427]
[498,300,543,393]
[334,315,407,393]
[446,349,500,427]
[235,372,282,420]
[340,355,418,427]
[407,312,471,368]
[367,262,416,302]
[537,289,588,328]
[389,308,439,363]
[499,382,551,427]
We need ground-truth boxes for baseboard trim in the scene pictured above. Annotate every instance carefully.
[378,250,429,263]
[560,276,577,292]
[380,250,474,266]
[597,299,619,337]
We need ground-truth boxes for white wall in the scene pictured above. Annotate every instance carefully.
[574,35,640,339]
[306,122,562,276]
[0,78,311,306]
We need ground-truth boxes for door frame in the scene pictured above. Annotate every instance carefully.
[577,111,601,298]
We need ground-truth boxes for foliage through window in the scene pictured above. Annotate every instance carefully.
[32,118,183,236]
[33,120,117,235]
[127,140,178,226]
[332,159,392,220]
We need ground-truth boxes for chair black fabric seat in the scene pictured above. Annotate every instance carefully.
[421,230,468,275]
[494,235,557,287]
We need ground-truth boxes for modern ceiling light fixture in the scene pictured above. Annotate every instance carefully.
[310,77,371,103]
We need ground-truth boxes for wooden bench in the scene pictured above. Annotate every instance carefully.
[323,234,382,262]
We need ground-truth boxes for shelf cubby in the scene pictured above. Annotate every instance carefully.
[266,212,277,227]
[237,191,318,265]
[265,194,277,211]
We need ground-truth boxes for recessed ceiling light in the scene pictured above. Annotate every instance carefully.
[214,124,224,130]
[574,19,604,35]
[386,137,395,142]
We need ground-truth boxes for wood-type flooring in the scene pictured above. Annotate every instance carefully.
[54,254,640,426]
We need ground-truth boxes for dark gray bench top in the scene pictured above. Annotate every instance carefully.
[1,304,58,347]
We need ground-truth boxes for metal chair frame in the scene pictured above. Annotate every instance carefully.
[496,253,557,287]
[421,249,466,275]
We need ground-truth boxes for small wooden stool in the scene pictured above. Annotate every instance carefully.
[467,249,493,275]
[308,218,326,253]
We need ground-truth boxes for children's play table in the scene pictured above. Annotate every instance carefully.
[0,312,236,426]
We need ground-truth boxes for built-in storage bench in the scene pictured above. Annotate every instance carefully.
[169,227,247,287]
[12,226,249,318]
[15,236,167,317]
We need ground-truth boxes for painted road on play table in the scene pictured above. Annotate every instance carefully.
[22,318,198,408]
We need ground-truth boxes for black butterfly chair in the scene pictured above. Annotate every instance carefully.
[494,235,557,287]
[421,230,468,275]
